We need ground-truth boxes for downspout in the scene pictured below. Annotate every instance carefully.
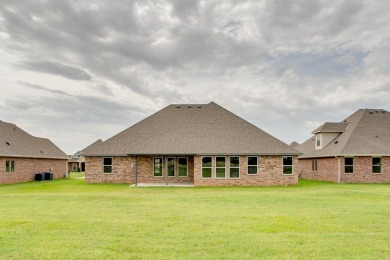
[165,157,168,186]
[335,156,340,183]
[134,155,138,186]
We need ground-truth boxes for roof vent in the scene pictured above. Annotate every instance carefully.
[335,141,338,144]
[382,110,386,113]
[369,111,373,114]
[188,106,192,108]
[41,151,43,153]
[176,106,181,108]
[198,106,202,108]
[6,142,10,145]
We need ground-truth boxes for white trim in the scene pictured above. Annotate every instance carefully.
[201,156,213,179]
[344,156,354,174]
[282,156,293,175]
[372,157,382,174]
[229,156,240,178]
[247,156,258,175]
[167,157,176,177]
[102,157,113,174]
[153,157,164,177]
[177,157,188,177]
[215,156,226,179]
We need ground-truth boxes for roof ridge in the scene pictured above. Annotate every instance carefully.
[128,103,209,154]
[339,109,366,155]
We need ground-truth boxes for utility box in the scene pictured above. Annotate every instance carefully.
[35,173,44,181]
[44,172,53,181]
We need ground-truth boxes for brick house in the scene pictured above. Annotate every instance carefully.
[297,109,390,183]
[68,139,103,172]
[84,102,300,186]
[0,120,68,184]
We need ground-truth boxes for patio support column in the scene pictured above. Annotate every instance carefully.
[134,155,138,186]
[165,157,168,186]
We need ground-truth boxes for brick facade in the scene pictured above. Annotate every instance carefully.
[85,156,134,184]
[193,155,298,186]
[0,157,67,185]
[299,156,390,183]
[85,155,298,186]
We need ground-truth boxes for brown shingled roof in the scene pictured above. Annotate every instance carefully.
[298,109,390,158]
[312,122,349,134]
[80,139,103,155]
[0,120,68,159]
[85,102,300,156]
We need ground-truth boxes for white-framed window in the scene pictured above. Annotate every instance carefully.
[316,135,321,147]
[247,156,258,175]
[202,156,212,178]
[282,156,293,175]
[178,157,188,177]
[153,157,163,177]
[103,157,112,173]
[229,156,240,178]
[372,157,381,174]
[167,157,175,177]
[312,160,318,171]
[345,157,353,174]
[216,156,226,178]
[5,160,15,173]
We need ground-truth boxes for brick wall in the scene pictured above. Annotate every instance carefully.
[341,156,390,183]
[85,156,134,184]
[85,156,195,184]
[298,156,390,183]
[85,155,298,186]
[193,155,298,186]
[298,157,339,182]
[136,156,194,184]
[0,157,67,185]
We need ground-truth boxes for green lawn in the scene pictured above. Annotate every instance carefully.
[0,178,389,259]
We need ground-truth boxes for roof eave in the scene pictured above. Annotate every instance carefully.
[0,154,68,160]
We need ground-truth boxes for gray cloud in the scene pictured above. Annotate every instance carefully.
[19,61,92,81]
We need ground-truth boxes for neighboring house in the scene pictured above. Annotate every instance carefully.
[0,120,68,185]
[297,109,390,183]
[68,152,82,172]
[84,102,300,186]
[68,139,103,172]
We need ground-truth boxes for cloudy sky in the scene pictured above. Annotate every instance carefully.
[1,0,390,155]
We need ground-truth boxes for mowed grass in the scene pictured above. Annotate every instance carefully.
[0,179,389,259]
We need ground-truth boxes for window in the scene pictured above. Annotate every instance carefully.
[247,156,258,175]
[282,156,293,175]
[216,157,226,178]
[372,157,381,173]
[178,157,188,177]
[316,135,321,147]
[230,156,240,178]
[5,160,14,173]
[345,157,353,173]
[167,157,175,177]
[154,157,163,177]
[312,160,318,171]
[103,157,112,173]
[202,157,212,178]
